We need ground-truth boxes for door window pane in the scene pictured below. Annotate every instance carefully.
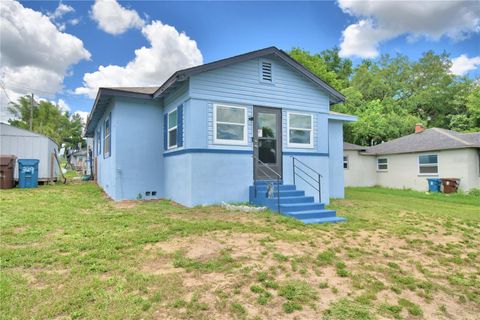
[259,139,276,164]
[258,113,276,138]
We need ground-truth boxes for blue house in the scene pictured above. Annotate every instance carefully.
[85,47,356,223]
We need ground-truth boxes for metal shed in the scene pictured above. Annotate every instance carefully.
[0,123,59,182]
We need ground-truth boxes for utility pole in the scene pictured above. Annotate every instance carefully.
[29,93,34,130]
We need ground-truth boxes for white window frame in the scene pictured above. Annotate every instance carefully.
[96,128,101,156]
[287,112,314,149]
[418,154,439,176]
[103,115,111,158]
[167,108,178,150]
[343,156,349,170]
[377,158,388,171]
[213,104,248,145]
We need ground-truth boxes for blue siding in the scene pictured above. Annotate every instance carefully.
[190,57,330,112]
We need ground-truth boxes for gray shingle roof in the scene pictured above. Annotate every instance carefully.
[106,87,159,95]
[365,128,480,155]
[343,142,367,151]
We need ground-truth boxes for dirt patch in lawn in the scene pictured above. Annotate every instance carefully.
[113,200,139,209]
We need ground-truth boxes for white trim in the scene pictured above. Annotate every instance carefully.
[167,108,178,149]
[377,157,388,171]
[287,112,314,148]
[213,104,248,145]
[417,153,439,176]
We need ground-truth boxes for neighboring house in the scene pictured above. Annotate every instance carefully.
[0,122,59,181]
[344,125,480,191]
[85,47,356,223]
[71,149,87,172]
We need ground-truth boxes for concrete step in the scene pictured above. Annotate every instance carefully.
[254,180,283,186]
[279,202,325,213]
[253,184,296,191]
[284,209,337,220]
[300,217,347,224]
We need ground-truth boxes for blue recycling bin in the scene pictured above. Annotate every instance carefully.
[18,159,40,188]
[427,178,441,192]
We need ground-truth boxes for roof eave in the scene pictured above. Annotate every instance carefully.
[85,88,154,137]
[152,46,345,103]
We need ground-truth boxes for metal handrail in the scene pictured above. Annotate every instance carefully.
[292,156,322,202]
[253,155,281,213]
[293,157,323,178]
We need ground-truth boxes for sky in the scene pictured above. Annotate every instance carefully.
[1,0,480,124]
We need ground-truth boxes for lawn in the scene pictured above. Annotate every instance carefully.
[1,183,479,319]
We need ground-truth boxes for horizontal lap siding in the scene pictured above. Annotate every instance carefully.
[190,57,330,113]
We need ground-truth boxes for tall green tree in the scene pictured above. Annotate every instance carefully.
[7,95,85,148]
[290,47,479,145]
[289,48,350,91]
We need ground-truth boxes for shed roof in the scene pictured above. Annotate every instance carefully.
[85,46,346,137]
[0,122,58,146]
[364,128,480,155]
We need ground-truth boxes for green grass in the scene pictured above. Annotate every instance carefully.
[1,184,479,319]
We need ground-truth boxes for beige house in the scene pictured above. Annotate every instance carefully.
[343,126,480,192]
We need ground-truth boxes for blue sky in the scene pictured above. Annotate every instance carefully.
[1,0,479,122]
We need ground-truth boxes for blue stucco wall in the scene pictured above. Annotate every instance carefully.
[93,100,116,199]
[328,120,345,199]
[114,97,163,200]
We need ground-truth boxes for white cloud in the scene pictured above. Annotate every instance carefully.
[57,99,71,112]
[338,0,480,58]
[450,54,480,76]
[75,20,203,98]
[0,0,90,120]
[48,2,75,31]
[73,111,89,125]
[91,0,144,35]
[48,3,74,20]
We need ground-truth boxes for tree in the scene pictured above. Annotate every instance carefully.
[289,47,479,145]
[7,95,85,148]
[289,48,347,91]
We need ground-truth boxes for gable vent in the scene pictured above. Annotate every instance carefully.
[261,61,272,82]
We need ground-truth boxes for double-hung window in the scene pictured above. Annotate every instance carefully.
[418,154,438,174]
[168,108,178,149]
[213,104,247,145]
[103,115,111,158]
[96,128,101,156]
[343,156,349,169]
[377,158,388,171]
[287,112,313,148]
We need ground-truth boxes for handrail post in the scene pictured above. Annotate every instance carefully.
[253,156,257,198]
[292,157,296,186]
[277,176,281,213]
[318,174,321,203]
